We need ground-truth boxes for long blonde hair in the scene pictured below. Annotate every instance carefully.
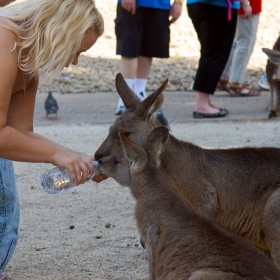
[0,0,104,81]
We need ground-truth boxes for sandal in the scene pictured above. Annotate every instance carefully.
[217,78,230,92]
[228,84,260,97]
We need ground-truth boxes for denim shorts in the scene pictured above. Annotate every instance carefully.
[0,158,19,274]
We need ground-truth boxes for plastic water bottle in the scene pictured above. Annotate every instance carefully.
[41,161,99,194]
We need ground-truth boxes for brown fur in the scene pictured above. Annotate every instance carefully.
[95,73,280,269]
[262,36,280,118]
[98,126,280,280]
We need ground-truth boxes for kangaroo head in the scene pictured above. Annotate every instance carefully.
[95,73,168,168]
[121,126,169,174]
[98,126,169,186]
[262,48,280,81]
[262,48,280,65]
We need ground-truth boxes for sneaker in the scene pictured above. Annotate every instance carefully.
[115,98,125,115]
[258,72,270,90]
[156,109,171,130]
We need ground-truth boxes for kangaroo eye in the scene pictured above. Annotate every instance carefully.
[122,132,130,137]
[118,130,130,139]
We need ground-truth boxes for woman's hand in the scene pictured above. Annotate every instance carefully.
[52,149,95,186]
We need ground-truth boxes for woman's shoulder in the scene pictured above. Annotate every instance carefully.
[0,17,18,49]
[0,16,17,29]
[0,17,17,36]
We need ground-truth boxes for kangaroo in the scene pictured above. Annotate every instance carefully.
[97,126,280,280]
[95,73,280,269]
[262,35,280,118]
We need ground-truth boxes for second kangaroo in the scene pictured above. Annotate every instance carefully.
[98,127,280,280]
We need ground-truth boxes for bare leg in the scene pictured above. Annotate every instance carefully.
[137,56,153,78]
[120,56,138,79]
[120,56,152,79]
[220,75,229,83]
[134,56,153,100]
[208,100,220,110]
[194,92,220,114]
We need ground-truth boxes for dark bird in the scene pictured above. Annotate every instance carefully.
[44,91,59,119]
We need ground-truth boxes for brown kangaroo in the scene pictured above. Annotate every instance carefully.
[95,73,280,269]
[262,35,280,118]
[97,126,280,280]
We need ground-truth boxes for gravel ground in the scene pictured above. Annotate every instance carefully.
[38,0,280,94]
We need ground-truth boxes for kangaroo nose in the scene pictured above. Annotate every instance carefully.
[94,153,103,161]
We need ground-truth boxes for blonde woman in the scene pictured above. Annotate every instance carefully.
[0,0,104,279]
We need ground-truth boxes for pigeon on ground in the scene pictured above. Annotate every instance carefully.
[44,91,59,119]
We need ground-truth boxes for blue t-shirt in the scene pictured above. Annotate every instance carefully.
[117,0,177,10]
[187,0,240,9]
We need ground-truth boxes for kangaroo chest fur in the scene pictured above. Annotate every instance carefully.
[159,137,280,252]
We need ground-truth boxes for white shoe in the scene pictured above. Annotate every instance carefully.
[258,72,270,90]
[115,98,125,115]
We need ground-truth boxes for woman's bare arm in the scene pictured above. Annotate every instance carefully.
[0,23,95,185]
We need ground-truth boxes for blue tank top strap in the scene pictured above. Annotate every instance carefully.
[117,0,171,10]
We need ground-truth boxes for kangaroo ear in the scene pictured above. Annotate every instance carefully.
[119,132,147,172]
[115,73,140,110]
[145,127,169,165]
[135,79,168,120]
[262,48,280,64]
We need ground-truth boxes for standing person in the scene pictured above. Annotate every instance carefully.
[218,0,262,96]
[0,1,104,279]
[114,0,183,129]
[187,0,252,118]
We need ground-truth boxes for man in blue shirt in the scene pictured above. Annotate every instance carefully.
[115,0,183,129]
